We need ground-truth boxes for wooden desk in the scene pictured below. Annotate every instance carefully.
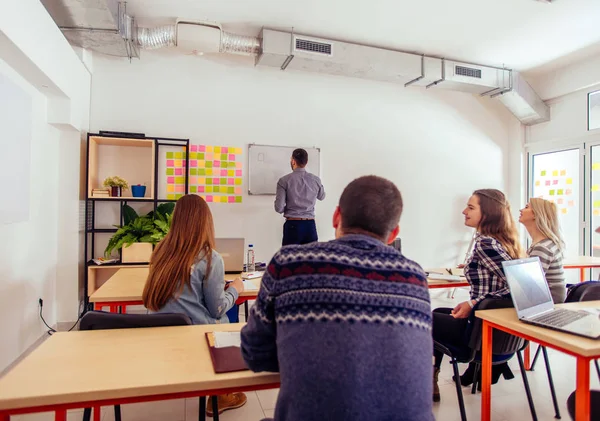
[563,256,600,281]
[0,323,278,421]
[89,268,262,313]
[426,268,470,289]
[477,301,600,421]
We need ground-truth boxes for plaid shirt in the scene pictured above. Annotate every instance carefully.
[465,233,512,303]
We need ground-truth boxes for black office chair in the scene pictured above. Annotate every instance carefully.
[530,281,600,382]
[79,311,219,421]
[435,298,539,421]
[566,390,600,420]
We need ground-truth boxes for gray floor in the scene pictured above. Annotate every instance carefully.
[12,287,600,421]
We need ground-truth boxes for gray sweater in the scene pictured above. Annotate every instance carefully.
[527,239,566,303]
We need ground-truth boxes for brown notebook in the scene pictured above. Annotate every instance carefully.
[205,332,249,373]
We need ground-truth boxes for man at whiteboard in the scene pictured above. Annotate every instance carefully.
[274,148,326,245]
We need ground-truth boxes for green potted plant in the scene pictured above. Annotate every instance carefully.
[103,176,129,197]
[104,203,175,262]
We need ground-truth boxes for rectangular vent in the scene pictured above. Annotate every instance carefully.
[455,66,482,79]
[295,38,332,55]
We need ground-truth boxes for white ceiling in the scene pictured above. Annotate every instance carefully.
[124,0,600,72]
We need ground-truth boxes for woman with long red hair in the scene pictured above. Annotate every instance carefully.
[143,194,246,417]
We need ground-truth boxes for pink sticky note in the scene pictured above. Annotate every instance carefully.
[236,170,242,177]
[198,186,205,193]
[167,177,175,184]
[222,147,228,153]
[228,196,235,203]
[191,145,198,152]
[221,169,228,176]
[206,153,213,160]
[213,178,219,184]
[214,161,221,167]
[557,199,564,204]
[182,160,186,167]
[229,154,236,161]
[206,195,213,202]
[190,160,197,167]
[566,189,572,195]
[175,185,185,193]
[552,180,558,185]
[199,145,206,152]
[228,178,234,185]
[235,187,242,195]
[236,162,242,169]
[545,180,551,186]
[175,168,183,176]
[189,177,197,185]
[167,160,175,167]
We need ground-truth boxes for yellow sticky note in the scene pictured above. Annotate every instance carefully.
[560,170,566,176]
[167,185,175,193]
[593,185,600,192]
[206,169,213,176]
[561,208,567,214]
[535,181,541,186]
[595,209,600,216]
[198,160,205,168]
[235,147,242,155]
[594,163,600,171]
[228,170,235,177]
[198,177,206,185]
[174,159,182,167]
[167,194,175,200]
[566,178,573,185]
[206,146,214,152]
[206,186,213,193]
[594,200,600,209]
[235,178,242,185]
[552,170,559,177]
[220,196,228,203]
[214,146,221,153]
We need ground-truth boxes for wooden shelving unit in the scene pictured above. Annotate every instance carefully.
[84,131,189,308]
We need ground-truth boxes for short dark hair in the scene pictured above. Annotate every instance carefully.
[339,176,403,239]
[292,148,308,167]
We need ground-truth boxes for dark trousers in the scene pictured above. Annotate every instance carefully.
[433,307,469,368]
[282,220,318,246]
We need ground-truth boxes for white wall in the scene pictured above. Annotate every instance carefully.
[527,82,600,146]
[0,60,59,372]
[90,52,517,268]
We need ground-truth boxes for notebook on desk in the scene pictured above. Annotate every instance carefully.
[205,331,248,373]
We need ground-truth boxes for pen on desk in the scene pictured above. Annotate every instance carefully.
[446,268,453,275]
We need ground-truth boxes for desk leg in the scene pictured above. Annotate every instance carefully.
[55,410,67,421]
[244,301,249,321]
[524,343,531,370]
[575,357,591,421]
[481,321,493,421]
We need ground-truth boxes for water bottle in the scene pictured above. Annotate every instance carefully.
[247,244,256,272]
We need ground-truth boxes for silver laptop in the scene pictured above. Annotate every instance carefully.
[502,257,600,339]
[214,238,244,274]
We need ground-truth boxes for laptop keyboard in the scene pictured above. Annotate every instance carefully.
[530,308,588,328]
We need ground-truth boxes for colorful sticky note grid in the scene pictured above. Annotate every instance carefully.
[566,178,573,185]
[165,144,243,203]
[594,163,600,171]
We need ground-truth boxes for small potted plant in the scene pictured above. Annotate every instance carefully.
[103,176,129,197]
[131,183,147,198]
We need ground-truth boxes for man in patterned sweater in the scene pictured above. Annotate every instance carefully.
[241,175,433,421]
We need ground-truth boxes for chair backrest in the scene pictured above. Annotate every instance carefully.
[467,298,526,355]
[565,281,600,303]
[79,311,192,331]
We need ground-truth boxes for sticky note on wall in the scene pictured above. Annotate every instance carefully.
[552,170,559,176]
[541,170,547,176]
[594,200,600,209]
[566,178,573,185]
[594,163,600,170]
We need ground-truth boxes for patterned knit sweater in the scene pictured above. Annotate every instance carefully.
[241,234,434,421]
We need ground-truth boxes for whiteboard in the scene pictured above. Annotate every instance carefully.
[0,72,31,224]
[248,144,321,195]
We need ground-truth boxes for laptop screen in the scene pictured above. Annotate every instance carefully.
[503,258,554,315]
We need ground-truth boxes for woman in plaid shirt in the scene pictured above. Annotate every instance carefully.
[432,189,523,402]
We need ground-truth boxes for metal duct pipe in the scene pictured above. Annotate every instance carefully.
[136,23,260,55]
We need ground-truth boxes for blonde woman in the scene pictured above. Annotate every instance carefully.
[519,198,566,303]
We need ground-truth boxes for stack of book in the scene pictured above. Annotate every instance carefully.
[91,188,110,198]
